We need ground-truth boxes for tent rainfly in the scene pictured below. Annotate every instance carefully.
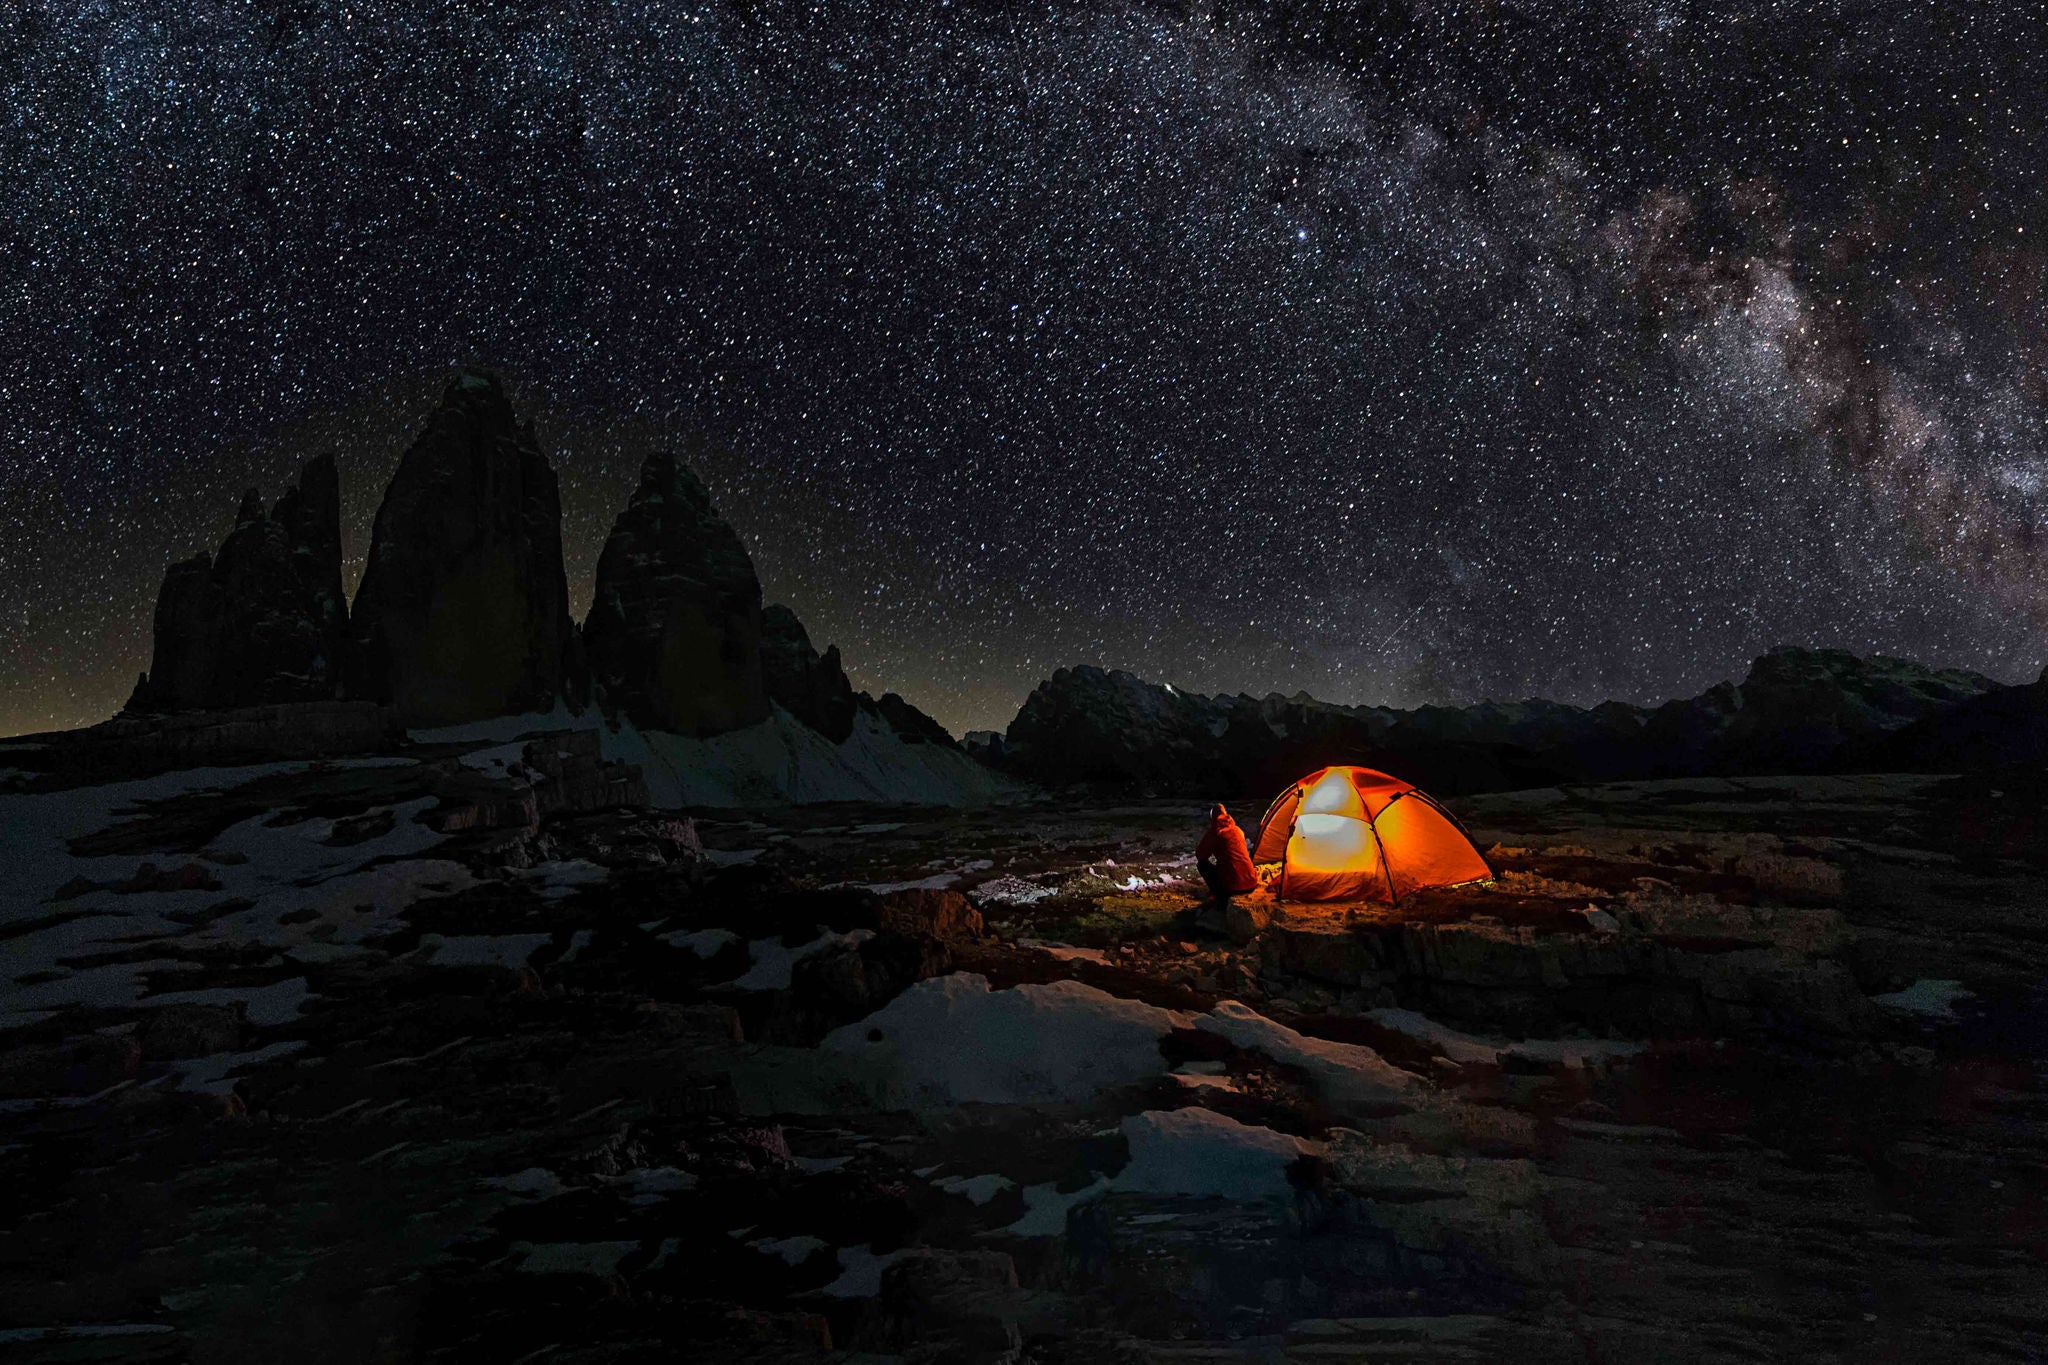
[1252,766,1491,903]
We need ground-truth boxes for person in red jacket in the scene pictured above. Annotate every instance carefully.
[1196,803,1259,907]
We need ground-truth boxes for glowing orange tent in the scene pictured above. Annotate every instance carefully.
[1252,766,1491,903]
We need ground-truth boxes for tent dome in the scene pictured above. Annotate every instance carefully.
[1252,766,1491,903]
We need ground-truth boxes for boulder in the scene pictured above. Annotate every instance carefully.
[137,1004,245,1059]
[869,1249,1023,1363]
[426,730,647,833]
[1225,899,1273,944]
[875,888,984,941]
[127,454,350,712]
[773,933,953,1043]
[584,445,771,736]
[350,371,581,727]
[0,1035,140,1098]
[519,729,649,818]
[760,604,859,741]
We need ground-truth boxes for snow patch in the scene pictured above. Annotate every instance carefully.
[608,705,1017,808]
[821,974,1188,1107]
[1113,1107,1318,1201]
[934,1173,1016,1205]
[414,933,552,969]
[865,873,959,894]
[170,1040,305,1094]
[1003,1177,1111,1236]
[484,1168,567,1201]
[1365,1007,1643,1069]
[610,1167,698,1204]
[409,705,595,746]
[706,848,764,867]
[141,976,313,1028]
[735,929,872,990]
[1872,978,1975,1019]
[751,1234,829,1266]
[1199,1001,1422,1113]
[526,859,607,899]
[662,927,740,958]
[821,1245,908,1297]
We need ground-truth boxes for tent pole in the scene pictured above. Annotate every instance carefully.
[1368,814,1399,906]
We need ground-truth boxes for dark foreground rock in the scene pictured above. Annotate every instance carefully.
[2,766,2045,1361]
[350,371,583,727]
[424,729,651,836]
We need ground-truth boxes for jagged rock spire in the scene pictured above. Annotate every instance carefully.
[349,369,583,727]
[127,454,350,713]
[584,440,771,736]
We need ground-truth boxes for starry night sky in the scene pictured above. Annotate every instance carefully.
[4,1,2045,739]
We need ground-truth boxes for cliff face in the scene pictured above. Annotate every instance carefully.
[349,371,582,728]
[998,648,2010,795]
[759,604,860,742]
[583,447,771,736]
[122,370,961,758]
[127,455,350,713]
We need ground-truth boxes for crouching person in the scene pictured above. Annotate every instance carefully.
[1195,803,1259,930]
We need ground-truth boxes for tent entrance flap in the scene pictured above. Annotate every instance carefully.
[1281,811,1387,902]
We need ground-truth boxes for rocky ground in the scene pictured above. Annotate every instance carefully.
[2,743,2045,1362]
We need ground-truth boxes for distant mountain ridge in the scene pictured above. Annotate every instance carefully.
[990,648,2033,796]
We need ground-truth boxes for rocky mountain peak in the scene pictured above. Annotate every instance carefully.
[127,454,351,713]
[349,370,582,727]
[759,604,859,742]
[584,444,771,736]
[998,646,2017,795]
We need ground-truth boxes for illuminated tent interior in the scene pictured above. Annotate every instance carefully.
[1252,766,1492,903]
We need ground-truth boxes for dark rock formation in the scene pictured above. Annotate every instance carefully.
[759,604,859,741]
[961,730,1007,762]
[584,446,771,736]
[874,691,954,745]
[425,729,650,835]
[1000,648,2011,796]
[1862,666,2048,772]
[350,371,581,727]
[874,887,984,940]
[116,376,962,756]
[128,556,224,713]
[23,700,403,784]
[127,455,350,712]
[865,1250,1024,1360]
[1698,646,1999,774]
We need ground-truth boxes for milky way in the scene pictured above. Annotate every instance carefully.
[3,1,2044,737]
